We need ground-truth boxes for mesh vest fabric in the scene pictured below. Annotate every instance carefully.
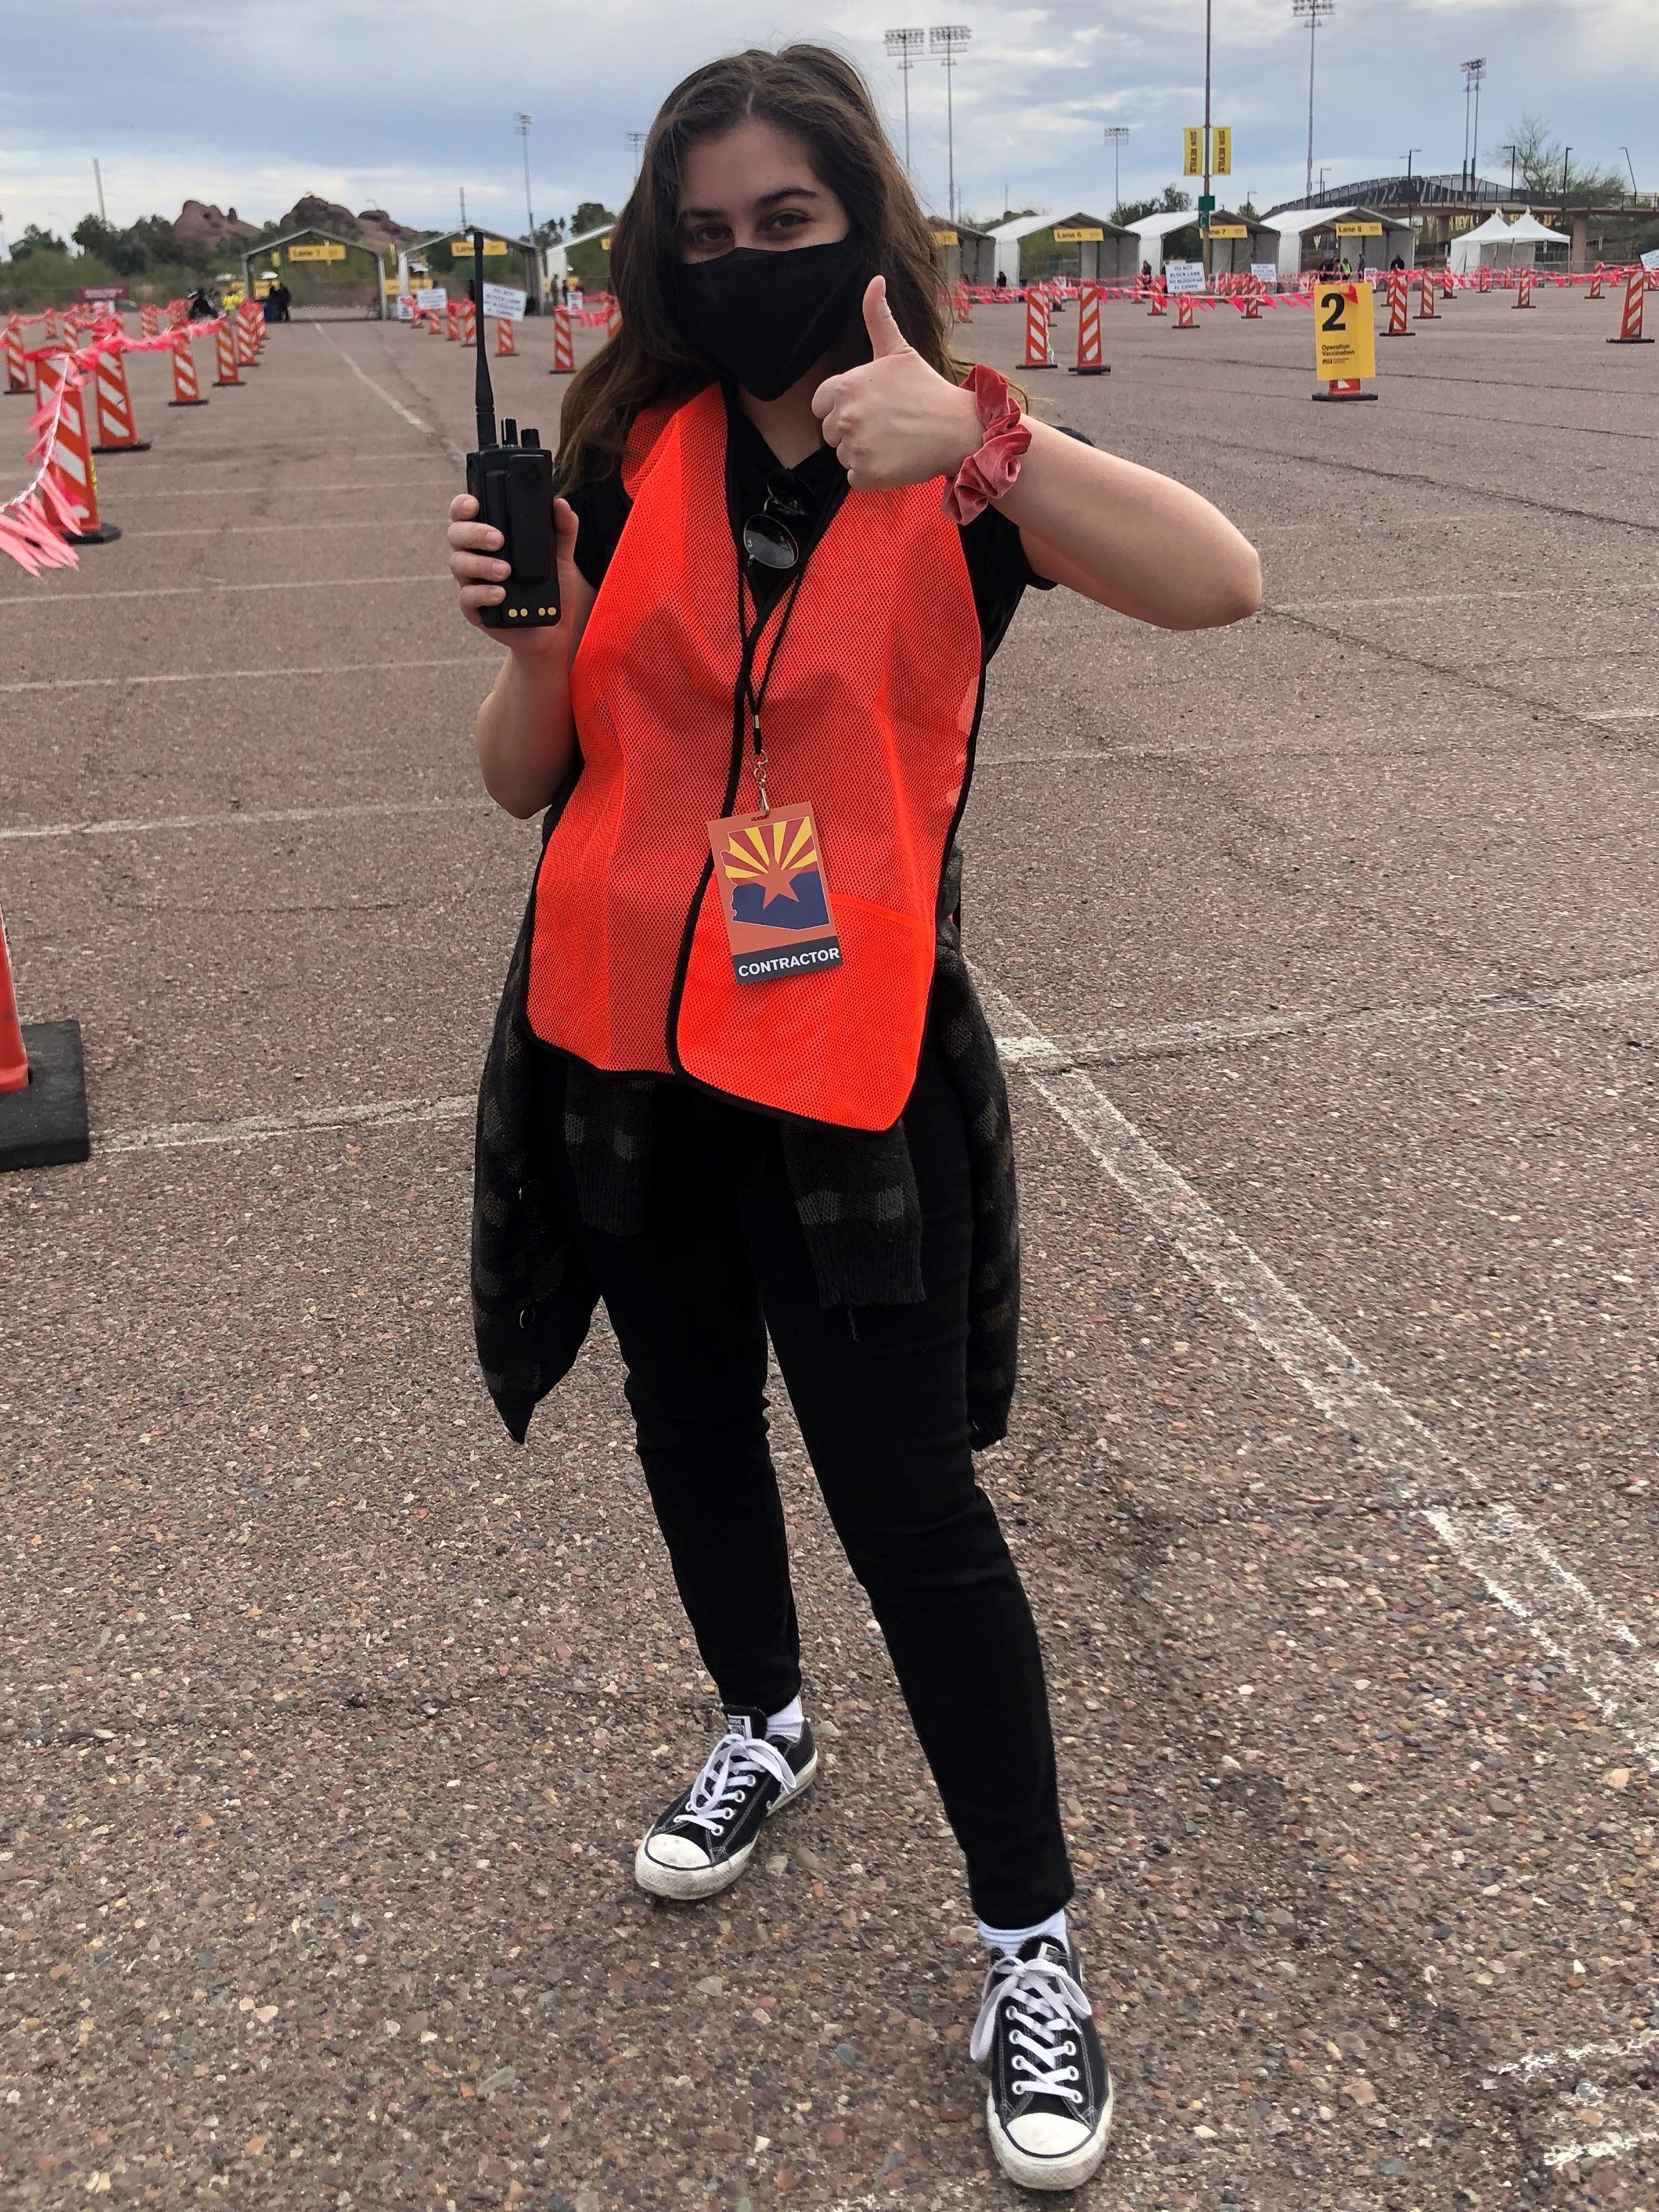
[525,384,983,1133]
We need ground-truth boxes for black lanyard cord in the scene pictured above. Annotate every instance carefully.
[735,555,808,815]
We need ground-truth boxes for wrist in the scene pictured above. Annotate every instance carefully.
[940,382,984,478]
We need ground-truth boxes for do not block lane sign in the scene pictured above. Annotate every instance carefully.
[1313,282,1376,383]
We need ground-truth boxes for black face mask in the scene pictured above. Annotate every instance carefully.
[674,236,870,402]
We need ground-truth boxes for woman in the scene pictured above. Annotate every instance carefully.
[449,44,1258,2194]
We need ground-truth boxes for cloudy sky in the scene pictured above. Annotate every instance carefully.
[3,0,1654,249]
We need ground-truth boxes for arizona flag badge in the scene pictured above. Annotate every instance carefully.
[707,805,843,984]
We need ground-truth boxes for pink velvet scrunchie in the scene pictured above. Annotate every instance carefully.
[940,363,1033,523]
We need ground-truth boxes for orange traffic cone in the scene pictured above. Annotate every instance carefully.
[1022,289,1056,368]
[36,358,120,543]
[3,318,28,397]
[1068,284,1107,374]
[1415,270,1437,321]
[1174,293,1196,330]
[550,307,575,375]
[1148,276,1167,317]
[1514,267,1534,310]
[496,315,517,356]
[1609,269,1652,343]
[214,321,240,386]
[1380,268,1414,337]
[0,908,91,1171]
[168,327,208,406]
[91,348,150,453]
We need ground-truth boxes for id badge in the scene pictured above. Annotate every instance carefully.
[706,804,843,985]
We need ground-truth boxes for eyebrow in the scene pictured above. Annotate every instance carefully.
[678,186,825,219]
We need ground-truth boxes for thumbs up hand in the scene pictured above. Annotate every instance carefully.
[811,275,984,493]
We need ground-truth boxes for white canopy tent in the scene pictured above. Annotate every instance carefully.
[1266,204,1415,279]
[1122,210,1201,276]
[1447,208,1570,271]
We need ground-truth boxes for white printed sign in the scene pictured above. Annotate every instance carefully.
[1163,260,1205,294]
[1250,261,1277,285]
[1642,248,1659,273]
[482,281,528,321]
[420,287,447,313]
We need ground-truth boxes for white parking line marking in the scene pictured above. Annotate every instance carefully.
[0,573,447,609]
[0,654,489,701]
[312,325,432,431]
[98,1095,472,1155]
[979,975,1659,1774]
[1497,2028,1659,2080]
[993,973,1659,1068]
[127,516,438,539]
[1,795,497,841]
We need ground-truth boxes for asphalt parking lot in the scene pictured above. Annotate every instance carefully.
[2,282,1656,2210]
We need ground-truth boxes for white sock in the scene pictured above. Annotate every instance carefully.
[765,1695,804,1743]
[978,1907,1068,1958]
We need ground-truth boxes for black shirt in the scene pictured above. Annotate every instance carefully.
[562,397,1052,663]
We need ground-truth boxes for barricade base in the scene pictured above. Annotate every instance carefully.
[167,397,210,407]
[1379,330,1416,339]
[66,522,123,544]
[92,438,152,454]
[1311,386,1378,402]
[1067,363,1110,375]
[1608,336,1654,345]
[0,1020,91,1172]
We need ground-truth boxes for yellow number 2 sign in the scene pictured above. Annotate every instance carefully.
[1313,282,1376,383]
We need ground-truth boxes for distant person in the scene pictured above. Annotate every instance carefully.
[995,268,1007,288]
[1140,259,1152,281]
[447,38,1260,2200]
[269,280,292,323]
[187,286,217,321]
[1390,253,1405,270]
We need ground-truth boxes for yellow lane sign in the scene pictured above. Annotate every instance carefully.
[1336,221,1383,236]
[1208,223,1248,239]
[454,236,509,255]
[1053,226,1105,242]
[932,228,959,245]
[288,242,347,262]
[1313,282,1376,381]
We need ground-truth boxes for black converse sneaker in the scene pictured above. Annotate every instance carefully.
[970,1933,1113,2192]
[634,1714,817,1902]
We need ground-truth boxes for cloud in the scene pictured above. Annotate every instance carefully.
[1,0,1653,246]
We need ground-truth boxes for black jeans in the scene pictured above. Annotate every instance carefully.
[539,1046,1072,1927]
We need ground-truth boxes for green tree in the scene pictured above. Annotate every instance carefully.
[1491,116,1627,200]
[10,223,67,260]
[1112,185,1192,226]
[571,201,615,237]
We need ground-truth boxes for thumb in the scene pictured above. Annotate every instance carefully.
[862,273,909,359]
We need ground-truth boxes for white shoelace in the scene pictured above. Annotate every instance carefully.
[672,1728,799,1841]
[969,1948,1093,2104]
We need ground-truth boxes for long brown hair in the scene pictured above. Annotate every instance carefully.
[557,43,965,489]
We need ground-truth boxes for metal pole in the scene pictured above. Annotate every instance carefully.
[1201,0,1212,283]
[929,28,971,227]
[93,158,106,224]
[515,114,535,246]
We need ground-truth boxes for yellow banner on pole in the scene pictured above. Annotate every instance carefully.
[1313,282,1376,381]
[1183,127,1204,177]
[1212,126,1232,175]
[1052,226,1105,242]
[288,242,347,262]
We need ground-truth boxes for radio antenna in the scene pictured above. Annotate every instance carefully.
[472,229,496,449]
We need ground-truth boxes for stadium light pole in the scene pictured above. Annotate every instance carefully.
[1291,0,1333,208]
[1104,125,1129,214]
[884,28,925,174]
[514,114,535,246]
[1461,57,1486,193]
[930,25,971,226]
[626,130,647,182]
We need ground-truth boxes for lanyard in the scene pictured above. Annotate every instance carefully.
[734,553,807,818]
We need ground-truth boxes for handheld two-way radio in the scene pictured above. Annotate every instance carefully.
[464,229,559,629]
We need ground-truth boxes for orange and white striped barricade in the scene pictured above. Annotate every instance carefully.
[1588,264,1605,302]
[1380,268,1413,338]
[35,357,119,544]
[42,309,58,343]
[460,301,477,348]
[550,306,575,374]
[952,280,971,324]
[1415,269,1437,321]
[446,303,460,342]
[1514,266,1534,310]
[1238,282,1262,319]
[1609,268,1652,344]
[213,320,241,386]
[496,314,517,357]
[139,303,161,339]
[1021,288,1056,368]
[3,319,28,397]
[1068,284,1107,374]
[235,301,262,363]
[1148,274,1167,317]
[90,347,150,453]
[1174,292,1196,330]
[605,294,622,341]
[168,327,208,406]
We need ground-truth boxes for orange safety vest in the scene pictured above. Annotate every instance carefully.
[526,384,983,1132]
